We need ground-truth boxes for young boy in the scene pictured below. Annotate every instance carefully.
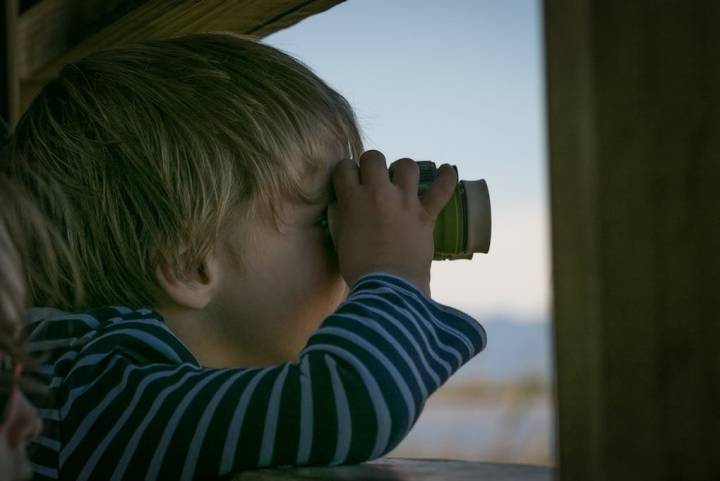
[4,33,486,480]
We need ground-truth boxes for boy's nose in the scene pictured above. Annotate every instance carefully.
[5,393,42,449]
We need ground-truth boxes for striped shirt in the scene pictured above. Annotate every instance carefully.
[24,272,486,480]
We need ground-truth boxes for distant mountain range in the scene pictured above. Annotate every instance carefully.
[450,319,552,383]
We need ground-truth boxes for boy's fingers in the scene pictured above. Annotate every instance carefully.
[358,150,390,187]
[389,158,420,193]
[420,164,458,219]
[332,158,360,202]
[326,203,339,243]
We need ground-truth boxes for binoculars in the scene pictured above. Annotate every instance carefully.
[417,161,491,260]
[322,160,491,260]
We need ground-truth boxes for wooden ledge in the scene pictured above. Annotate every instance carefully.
[231,458,555,481]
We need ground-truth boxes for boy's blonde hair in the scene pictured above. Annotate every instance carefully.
[5,33,363,310]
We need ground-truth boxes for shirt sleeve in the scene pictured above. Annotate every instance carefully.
[56,272,486,481]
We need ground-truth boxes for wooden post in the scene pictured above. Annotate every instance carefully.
[2,0,18,130]
[545,1,720,480]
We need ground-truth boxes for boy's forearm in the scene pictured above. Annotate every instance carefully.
[225,271,485,469]
[300,272,486,460]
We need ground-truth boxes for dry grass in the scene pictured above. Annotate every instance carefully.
[391,376,555,466]
[428,375,548,405]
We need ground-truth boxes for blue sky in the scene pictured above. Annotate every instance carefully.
[266,0,551,322]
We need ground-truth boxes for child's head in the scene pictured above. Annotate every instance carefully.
[0,175,77,347]
[6,33,363,365]
[0,178,27,359]
[7,33,362,306]
[0,175,50,479]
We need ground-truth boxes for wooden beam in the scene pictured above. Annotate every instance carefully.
[545,1,720,480]
[16,0,149,81]
[3,0,19,128]
[15,0,343,116]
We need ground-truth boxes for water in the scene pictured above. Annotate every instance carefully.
[388,320,555,464]
[390,394,553,464]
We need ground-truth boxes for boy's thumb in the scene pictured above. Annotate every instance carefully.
[420,164,458,219]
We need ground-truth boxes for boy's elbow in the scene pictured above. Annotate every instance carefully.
[301,347,426,466]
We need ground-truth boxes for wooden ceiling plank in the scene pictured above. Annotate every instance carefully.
[18,0,342,82]
[17,0,151,80]
[3,0,21,126]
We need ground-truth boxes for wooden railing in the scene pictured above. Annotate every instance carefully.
[231,458,554,481]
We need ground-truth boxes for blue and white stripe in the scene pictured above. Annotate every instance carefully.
[26,273,485,480]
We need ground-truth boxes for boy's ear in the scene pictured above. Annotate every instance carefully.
[154,254,218,310]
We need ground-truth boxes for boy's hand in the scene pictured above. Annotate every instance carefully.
[328,149,458,297]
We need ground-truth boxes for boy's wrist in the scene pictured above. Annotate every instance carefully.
[350,271,431,298]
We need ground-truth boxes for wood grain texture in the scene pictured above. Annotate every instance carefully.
[231,458,553,481]
[3,0,20,126]
[545,1,720,480]
[17,0,147,79]
[15,0,343,115]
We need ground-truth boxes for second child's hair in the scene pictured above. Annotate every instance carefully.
[0,177,28,359]
[5,32,363,310]
[0,174,80,359]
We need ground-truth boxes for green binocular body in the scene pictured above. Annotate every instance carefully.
[416,161,491,261]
